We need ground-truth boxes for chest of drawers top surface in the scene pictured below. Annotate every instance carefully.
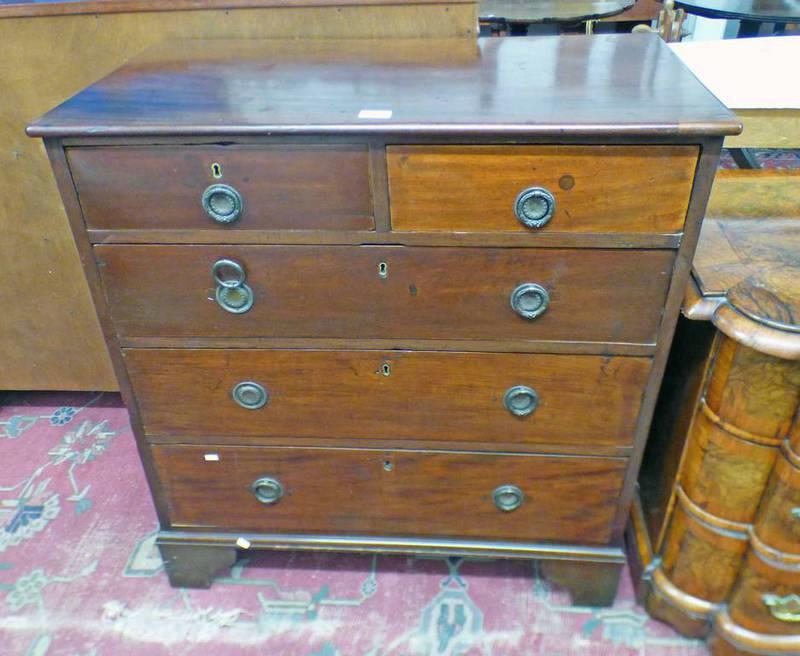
[28,34,738,138]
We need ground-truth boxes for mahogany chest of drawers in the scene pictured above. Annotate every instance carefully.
[29,34,739,603]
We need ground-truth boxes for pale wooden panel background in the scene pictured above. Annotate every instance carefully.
[0,2,477,390]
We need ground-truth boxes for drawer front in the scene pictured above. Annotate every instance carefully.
[728,548,800,635]
[126,349,650,448]
[152,445,626,544]
[754,451,800,556]
[98,245,674,345]
[680,407,778,524]
[68,145,374,231]
[387,145,697,234]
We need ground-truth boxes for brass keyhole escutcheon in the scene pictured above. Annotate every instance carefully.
[211,162,223,179]
[378,262,388,279]
[380,362,391,376]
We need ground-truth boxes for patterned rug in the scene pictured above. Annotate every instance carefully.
[719,148,800,169]
[0,393,707,656]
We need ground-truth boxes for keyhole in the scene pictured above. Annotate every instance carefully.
[380,362,391,376]
[383,460,394,472]
[378,262,388,279]
[211,162,223,179]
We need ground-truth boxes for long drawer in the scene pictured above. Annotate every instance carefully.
[126,348,651,448]
[97,245,674,345]
[68,145,374,231]
[152,444,627,544]
[387,145,698,234]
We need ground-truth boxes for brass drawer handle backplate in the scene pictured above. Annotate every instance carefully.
[514,186,556,229]
[211,257,254,314]
[510,283,550,320]
[202,183,243,224]
[763,594,800,622]
[493,484,524,512]
[251,476,284,505]
[232,381,269,410]
[503,385,539,417]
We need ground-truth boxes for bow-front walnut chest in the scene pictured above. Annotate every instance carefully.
[29,34,739,602]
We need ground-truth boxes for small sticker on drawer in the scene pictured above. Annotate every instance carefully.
[236,537,251,550]
[204,453,220,462]
[358,109,392,120]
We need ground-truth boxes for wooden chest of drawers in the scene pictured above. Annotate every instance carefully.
[29,34,739,602]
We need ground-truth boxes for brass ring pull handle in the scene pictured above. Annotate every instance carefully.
[504,385,539,417]
[232,381,269,410]
[514,187,555,229]
[212,258,254,314]
[510,283,550,320]
[212,258,247,288]
[202,183,244,224]
[493,484,524,512]
[762,594,800,622]
[251,476,284,505]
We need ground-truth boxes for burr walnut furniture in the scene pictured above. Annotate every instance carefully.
[29,34,738,600]
[0,0,475,392]
[629,169,800,654]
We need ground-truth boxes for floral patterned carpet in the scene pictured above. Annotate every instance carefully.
[0,393,708,656]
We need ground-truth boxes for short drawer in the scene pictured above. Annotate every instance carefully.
[126,348,650,448]
[728,548,800,635]
[387,145,697,234]
[152,444,626,544]
[754,449,800,556]
[68,145,374,231]
[97,245,674,346]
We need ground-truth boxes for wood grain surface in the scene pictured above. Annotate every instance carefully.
[727,545,800,636]
[31,29,732,606]
[387,145,698,234]
[704,335,800,439]
[634,283,800,647]
[152,444,628,543]
[753,447,800,557]
[69,145,374,231]
[479,0,633,23]
[658,499,748,604]
[690,169,800,360]
[126,348,651,448]
[540,559,623,606]
[27,35,740,139]
[96,245,674,346]
[0,0,474,19]
[2,3,475,390]
[711,608,800,654]
[679,406,779,524]
[87,227,683,249]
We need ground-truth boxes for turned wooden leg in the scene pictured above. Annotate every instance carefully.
[540,560,623,607]
[157,541,238,589]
